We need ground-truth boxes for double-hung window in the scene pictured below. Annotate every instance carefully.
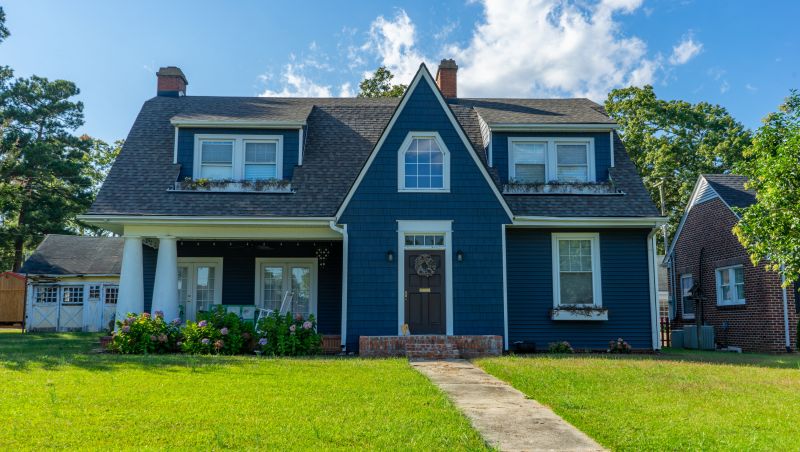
[509,137,594,183]
[398,132,450,192]
[551,233,602,307]
[716,265,745,305]
[680,274,695,319]
[194,134,283,181]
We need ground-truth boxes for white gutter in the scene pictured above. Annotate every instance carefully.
[781,267,791,351]
[489,123,619,132]
[329,221,348,351]
[647,229,661,350]
[511,216,666,227]
[78,215,335,226]
[170,119,305,129]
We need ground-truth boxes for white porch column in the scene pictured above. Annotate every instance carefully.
[151,236,179,321]
[117,235,144,322]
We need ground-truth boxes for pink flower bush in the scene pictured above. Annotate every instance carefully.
[149,335,157,342]
[201,338,210,345]
[295,313,303,321]
[121,325,130,333]
[289,324,296,333]
[154,310,164,319]
[158,333,168,343]
[214,340,224,350]
[198,320,207,327]
[172,318,181,325]
[142,312,151,319]
[220,327,229,336]
[302,321,312,330]
[258,337,268,346]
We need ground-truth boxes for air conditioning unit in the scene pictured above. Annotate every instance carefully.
[682,325,715,350]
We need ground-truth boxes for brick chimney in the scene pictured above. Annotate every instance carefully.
[156,66,188,97]
[435,59,458,98]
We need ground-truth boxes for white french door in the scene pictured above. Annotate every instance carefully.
[255,258,317,317]
[177,258,223,321]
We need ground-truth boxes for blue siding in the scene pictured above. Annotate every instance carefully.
[141,241,342,334]
[142,244,157,313]
[340,78,511,351]
[506,228,653,350]
[177,128,300,180]
[492,132,612,183]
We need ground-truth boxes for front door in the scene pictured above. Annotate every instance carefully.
[404,250,445,334]
[178,260,222,321]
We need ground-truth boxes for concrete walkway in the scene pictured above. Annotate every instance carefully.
[411,360,605,452]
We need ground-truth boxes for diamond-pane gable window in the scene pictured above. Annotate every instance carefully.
[399,132,450,192]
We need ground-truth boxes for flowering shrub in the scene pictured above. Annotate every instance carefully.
[607,338,632,354]
[181,306,256,355]
[108,311,182,354]
[548,341,575,354]
[256,312,322,356]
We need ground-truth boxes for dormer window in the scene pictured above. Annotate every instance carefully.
[398,132,450,192]
[193,134,283,181]
[509,137,594,183]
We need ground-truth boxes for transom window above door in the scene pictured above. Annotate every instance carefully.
[398,132,451,192]
[194,134,283,181]
[404,234,445,248]
[509,137,595,184]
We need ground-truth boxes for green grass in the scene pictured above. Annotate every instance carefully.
[0,334,488,450]
[476,351,800,451]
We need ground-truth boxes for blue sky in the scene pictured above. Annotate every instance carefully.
[2,0,797,142]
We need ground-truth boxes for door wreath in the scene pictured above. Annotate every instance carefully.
[414,254,438,277]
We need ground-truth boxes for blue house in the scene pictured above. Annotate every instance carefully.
[79,61,664,354]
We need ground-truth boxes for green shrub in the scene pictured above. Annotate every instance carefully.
[181,306,256,355]
[548,341,574,354]
[607,337,632,353]
[109,312,182,354]
[256,312,322,356]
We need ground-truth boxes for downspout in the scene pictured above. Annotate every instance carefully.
[329,221,348,352]
[781,266,791,352]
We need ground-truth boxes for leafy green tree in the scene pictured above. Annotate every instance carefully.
[733,91,800,285]
[0,75,101,270]
[605,85,751,242]
[357,66,406,98]
[0,7,9,43]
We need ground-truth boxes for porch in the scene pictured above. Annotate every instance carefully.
[117,232,344,338]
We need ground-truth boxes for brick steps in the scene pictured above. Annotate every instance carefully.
[359,335,503,359]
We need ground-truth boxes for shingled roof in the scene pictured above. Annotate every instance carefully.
[20,235,123,276]
[703,174,756,209]
[88,92,657,219]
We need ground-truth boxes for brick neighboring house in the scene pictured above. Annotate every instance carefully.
[665,174,797,352]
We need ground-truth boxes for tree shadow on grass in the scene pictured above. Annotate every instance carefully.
[0,332,261,373]
[506,349,800,370]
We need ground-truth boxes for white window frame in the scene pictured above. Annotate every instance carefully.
[508,137,595,183]
[551,232,602,308]
[193,134,284,181]
[397,131,451,193]
[60,285,85,305]
[34,285,59,304]
[715,265,745,306]
[254,258,318,317]
[680,273,695,319]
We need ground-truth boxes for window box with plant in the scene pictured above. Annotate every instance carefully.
[174,177,292,193]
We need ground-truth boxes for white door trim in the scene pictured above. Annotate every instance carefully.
[177,257,223,320]
[397,220,453,335]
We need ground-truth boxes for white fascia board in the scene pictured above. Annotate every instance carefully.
[170,119,305,129]
[511,216,666,227]
[77,215,335,227]
[489,123,619,132]
[335,64,514,221]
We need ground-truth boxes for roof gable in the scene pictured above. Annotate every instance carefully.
[335,64,512,220]
[20,235,123,275]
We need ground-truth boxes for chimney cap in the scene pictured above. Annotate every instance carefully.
[156,66,188,85]
[438,59,458,70]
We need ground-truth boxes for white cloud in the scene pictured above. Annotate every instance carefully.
[669,36,703,65]
[259,63,335,97]
[361,10,432,85]
[745,83,757,92]
[720,80,730,93]
[448,0,661,100]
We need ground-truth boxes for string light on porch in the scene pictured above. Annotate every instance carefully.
[316,246,330,268]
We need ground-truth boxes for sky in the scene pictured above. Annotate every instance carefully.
[1,0,798,143]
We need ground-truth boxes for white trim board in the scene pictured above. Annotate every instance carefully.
[171,119,305,129]
[488,123,618,132]
[396,220,453,336]
[335,64,513,221]
[511,216,665,228]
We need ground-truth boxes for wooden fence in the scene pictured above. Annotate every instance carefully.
[0,272,25,326]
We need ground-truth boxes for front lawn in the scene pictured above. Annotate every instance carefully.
[476,351,800,451]
[0,333,488,450]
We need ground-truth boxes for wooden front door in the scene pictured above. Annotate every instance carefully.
[404,250,445,334]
